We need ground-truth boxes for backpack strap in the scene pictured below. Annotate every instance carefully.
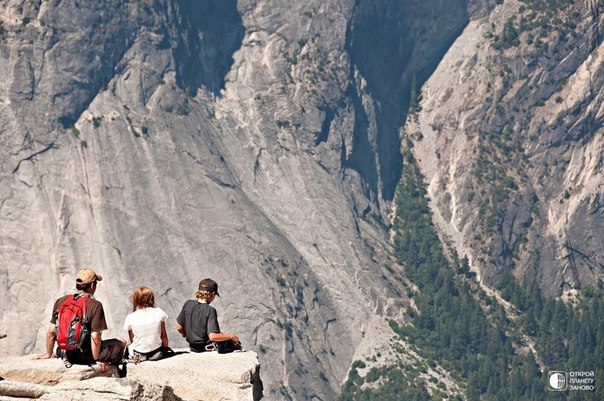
[72,293,89,323]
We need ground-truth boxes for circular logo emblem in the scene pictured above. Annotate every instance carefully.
[548,372,567,391]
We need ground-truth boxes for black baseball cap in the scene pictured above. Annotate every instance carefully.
[198,278,220,296]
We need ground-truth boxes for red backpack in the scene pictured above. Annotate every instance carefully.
[56,294,90,351]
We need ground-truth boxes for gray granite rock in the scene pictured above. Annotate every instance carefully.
[0,351,262,401]
[1,0,602,400]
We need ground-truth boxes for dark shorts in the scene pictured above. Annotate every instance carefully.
[98,338,126,364]
[130,346,176,361]
[189,342,208,353]
[66,338,125,365]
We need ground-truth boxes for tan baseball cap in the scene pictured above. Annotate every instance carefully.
[76,268,103,284]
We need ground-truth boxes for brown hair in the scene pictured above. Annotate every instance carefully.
[131,286,156,311]
[195,290,215,302]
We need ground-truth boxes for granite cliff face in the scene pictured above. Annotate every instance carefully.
[407,0,604,296]
[0,0,466,399]
[1,0,602,399]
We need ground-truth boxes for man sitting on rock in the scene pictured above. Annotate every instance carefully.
[176,278,240,353]
[34,268,127,374]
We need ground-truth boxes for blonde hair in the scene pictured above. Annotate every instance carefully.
[195,290,215,301]
[131,286,156,311]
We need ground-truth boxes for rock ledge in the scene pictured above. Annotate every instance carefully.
[0,350,263,400]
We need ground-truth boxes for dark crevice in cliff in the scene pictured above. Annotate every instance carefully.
[315,105,335,146]
[12,142,59,174]
[342,78,378,197]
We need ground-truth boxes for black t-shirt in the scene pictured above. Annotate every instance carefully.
[176,300,220,346]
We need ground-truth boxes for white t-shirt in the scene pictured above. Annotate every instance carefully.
[123,307,168,353]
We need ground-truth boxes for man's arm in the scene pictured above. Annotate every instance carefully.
[90,330,110,373]
[208,332,239,344]
[176,322,186,337]
[90,331,102,361]
[33,324,56,359]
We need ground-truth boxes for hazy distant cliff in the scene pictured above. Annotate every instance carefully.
[1,0,602,399]
[407,0,604,295]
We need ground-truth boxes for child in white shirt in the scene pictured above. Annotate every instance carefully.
[123,286,169,361]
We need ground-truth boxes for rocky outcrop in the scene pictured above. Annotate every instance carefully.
[0,351,262,401]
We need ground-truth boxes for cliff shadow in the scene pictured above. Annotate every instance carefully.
[173,0,244,96]
[346,0,468,201]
